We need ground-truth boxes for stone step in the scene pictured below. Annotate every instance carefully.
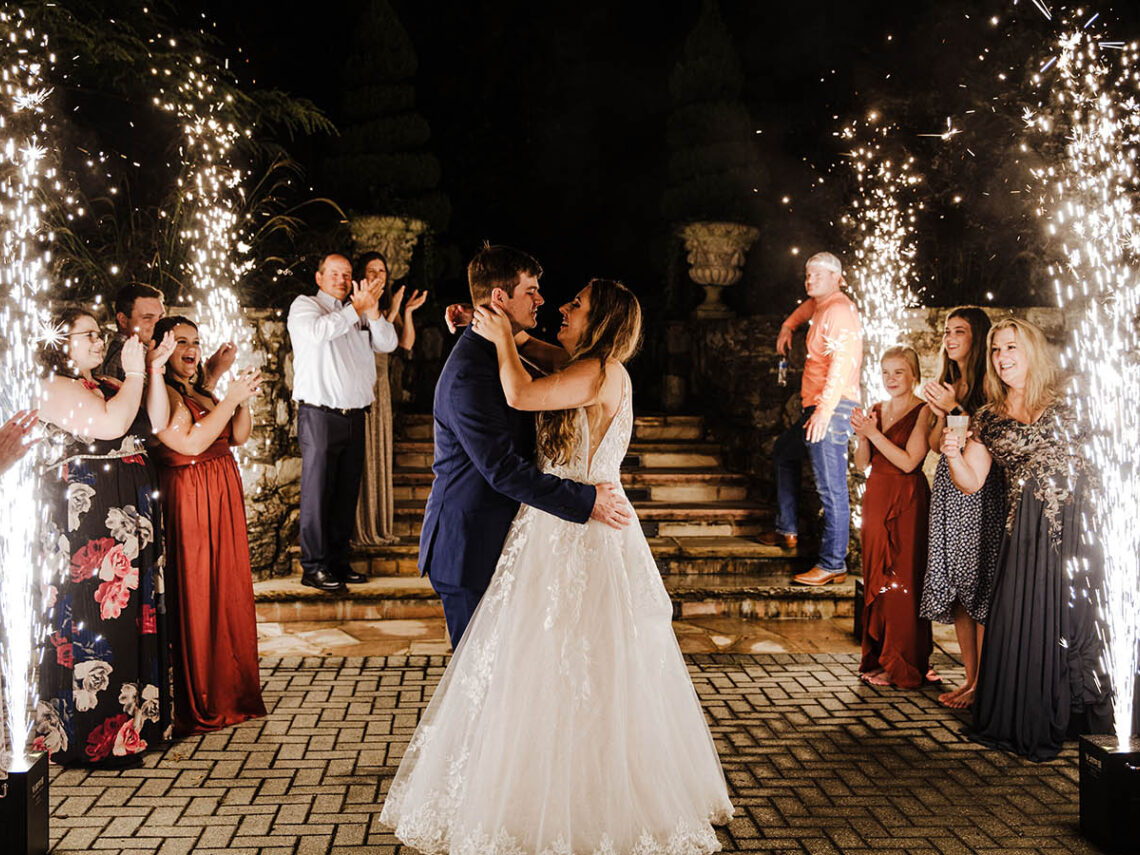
[395,412,705,443]
[392,501,774,539]
[287,535,810,580]
[668,574,858,621]
[393,440,723,471]
[391,468,747,504]
[253,571,855,623]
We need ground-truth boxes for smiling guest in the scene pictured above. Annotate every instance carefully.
[919,307,1004,710]
[150,315,266,735]
[851,346,934,689]
[288,252,398,594]
[34,306,175,766]
[941,317,1110,761]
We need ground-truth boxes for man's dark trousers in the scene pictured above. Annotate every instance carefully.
[298,403,367,578]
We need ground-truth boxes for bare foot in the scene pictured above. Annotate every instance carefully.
[859,667,886,684]
[861,671,892,687]
[944,687,974,709]
[925,668,942,685]
[937,685,967,707]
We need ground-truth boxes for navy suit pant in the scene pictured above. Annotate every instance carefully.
[298,404,366,578]
[429,576,486,649]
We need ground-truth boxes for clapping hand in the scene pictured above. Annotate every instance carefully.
[350,279,381,319]
[148,331,177,371]
[120,335,146,375]
[445,303,474,333]
[471,304,513,346]
[205,341,238,378]
[403,289,428,315]
[923,381,958,416]
[0,409,38,474]
[850,406,878,438]
[223,366,262,406]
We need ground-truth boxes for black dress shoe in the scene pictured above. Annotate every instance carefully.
[338,568,368,584]
[300,568,347,593]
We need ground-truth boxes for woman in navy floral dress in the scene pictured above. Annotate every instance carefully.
[33,307,175,766]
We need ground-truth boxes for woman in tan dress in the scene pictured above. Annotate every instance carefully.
[353,251,427,545]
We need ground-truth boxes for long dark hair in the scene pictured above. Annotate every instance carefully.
[537,279,642,465]
[38,306,100,379]
[356,251,395,313]
[152,315,213,398]
[937,306,991,414]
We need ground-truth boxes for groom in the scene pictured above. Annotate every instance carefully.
[420,244,632,646]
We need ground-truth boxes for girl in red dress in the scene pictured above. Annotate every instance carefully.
[851,346,934,689]
[150,316,266,734]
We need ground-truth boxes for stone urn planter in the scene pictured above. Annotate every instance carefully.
[349,214,428,281]
[678,221,760,319]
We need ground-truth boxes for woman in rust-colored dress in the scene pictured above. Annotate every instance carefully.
[150,316,266,734]
[852,346,934,689]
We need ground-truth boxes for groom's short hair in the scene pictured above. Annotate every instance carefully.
[468,244,543,305]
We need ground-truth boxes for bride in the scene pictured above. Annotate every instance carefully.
[380,278,732,854]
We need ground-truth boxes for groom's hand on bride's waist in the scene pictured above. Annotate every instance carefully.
[590,482,634,529]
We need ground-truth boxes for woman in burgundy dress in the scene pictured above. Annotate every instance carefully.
[150,315,266,734]
[851,346,934,689]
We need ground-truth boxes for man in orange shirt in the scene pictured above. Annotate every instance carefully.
[761,251,863,585]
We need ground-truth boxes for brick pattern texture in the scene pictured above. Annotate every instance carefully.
[47,653,1098,854]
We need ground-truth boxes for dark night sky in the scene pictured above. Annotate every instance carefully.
[195,0,1140,313]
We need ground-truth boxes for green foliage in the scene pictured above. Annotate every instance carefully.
[20,0,339,308]
[322,0,450,232]
[664,0,764,226]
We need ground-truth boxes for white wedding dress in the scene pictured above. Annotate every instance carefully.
[380,367,733,855]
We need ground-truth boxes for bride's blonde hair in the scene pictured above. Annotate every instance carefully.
[537,279,642,465]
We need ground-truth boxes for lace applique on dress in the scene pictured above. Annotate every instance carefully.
[975,402,1086,546]
[380,364,733,854]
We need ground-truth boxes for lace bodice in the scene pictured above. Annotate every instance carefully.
[541,366,632,484]
[974,401,1086,542]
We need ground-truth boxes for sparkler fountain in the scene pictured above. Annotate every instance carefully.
[838,119,923,404]
[153,56,256,389]
[0,11,56,855]
[1023,11,1140,851]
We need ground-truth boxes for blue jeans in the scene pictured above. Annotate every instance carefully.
[773,400,856,572]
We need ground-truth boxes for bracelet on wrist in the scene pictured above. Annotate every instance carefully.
[949,405,964,416]
[124,370,145,378]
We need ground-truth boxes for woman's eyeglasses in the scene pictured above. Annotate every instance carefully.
[67,331,106,343]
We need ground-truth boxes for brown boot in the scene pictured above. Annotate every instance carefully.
[793,566,847,586]
[758,531,798,549]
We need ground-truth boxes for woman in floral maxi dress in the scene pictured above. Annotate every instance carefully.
[33,307,175,766]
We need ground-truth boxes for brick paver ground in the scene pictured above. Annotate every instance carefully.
[47,653,1101,855]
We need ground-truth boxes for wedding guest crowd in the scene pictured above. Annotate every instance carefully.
[13,246,1123,772]
[768,248,1117,760]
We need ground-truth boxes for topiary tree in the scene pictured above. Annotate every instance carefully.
[663,0,764,226]
[322,0,450,232]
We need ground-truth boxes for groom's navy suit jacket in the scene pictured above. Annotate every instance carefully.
[419,327,596,593]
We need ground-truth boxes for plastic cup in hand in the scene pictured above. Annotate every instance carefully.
[946,414,970,451]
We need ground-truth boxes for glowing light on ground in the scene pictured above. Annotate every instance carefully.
[1026,20,1140,745]
[0,10,56,771]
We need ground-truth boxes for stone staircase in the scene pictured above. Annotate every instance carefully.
[254,414,858,625]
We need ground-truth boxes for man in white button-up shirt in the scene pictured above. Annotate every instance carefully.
[288,252,399,593]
